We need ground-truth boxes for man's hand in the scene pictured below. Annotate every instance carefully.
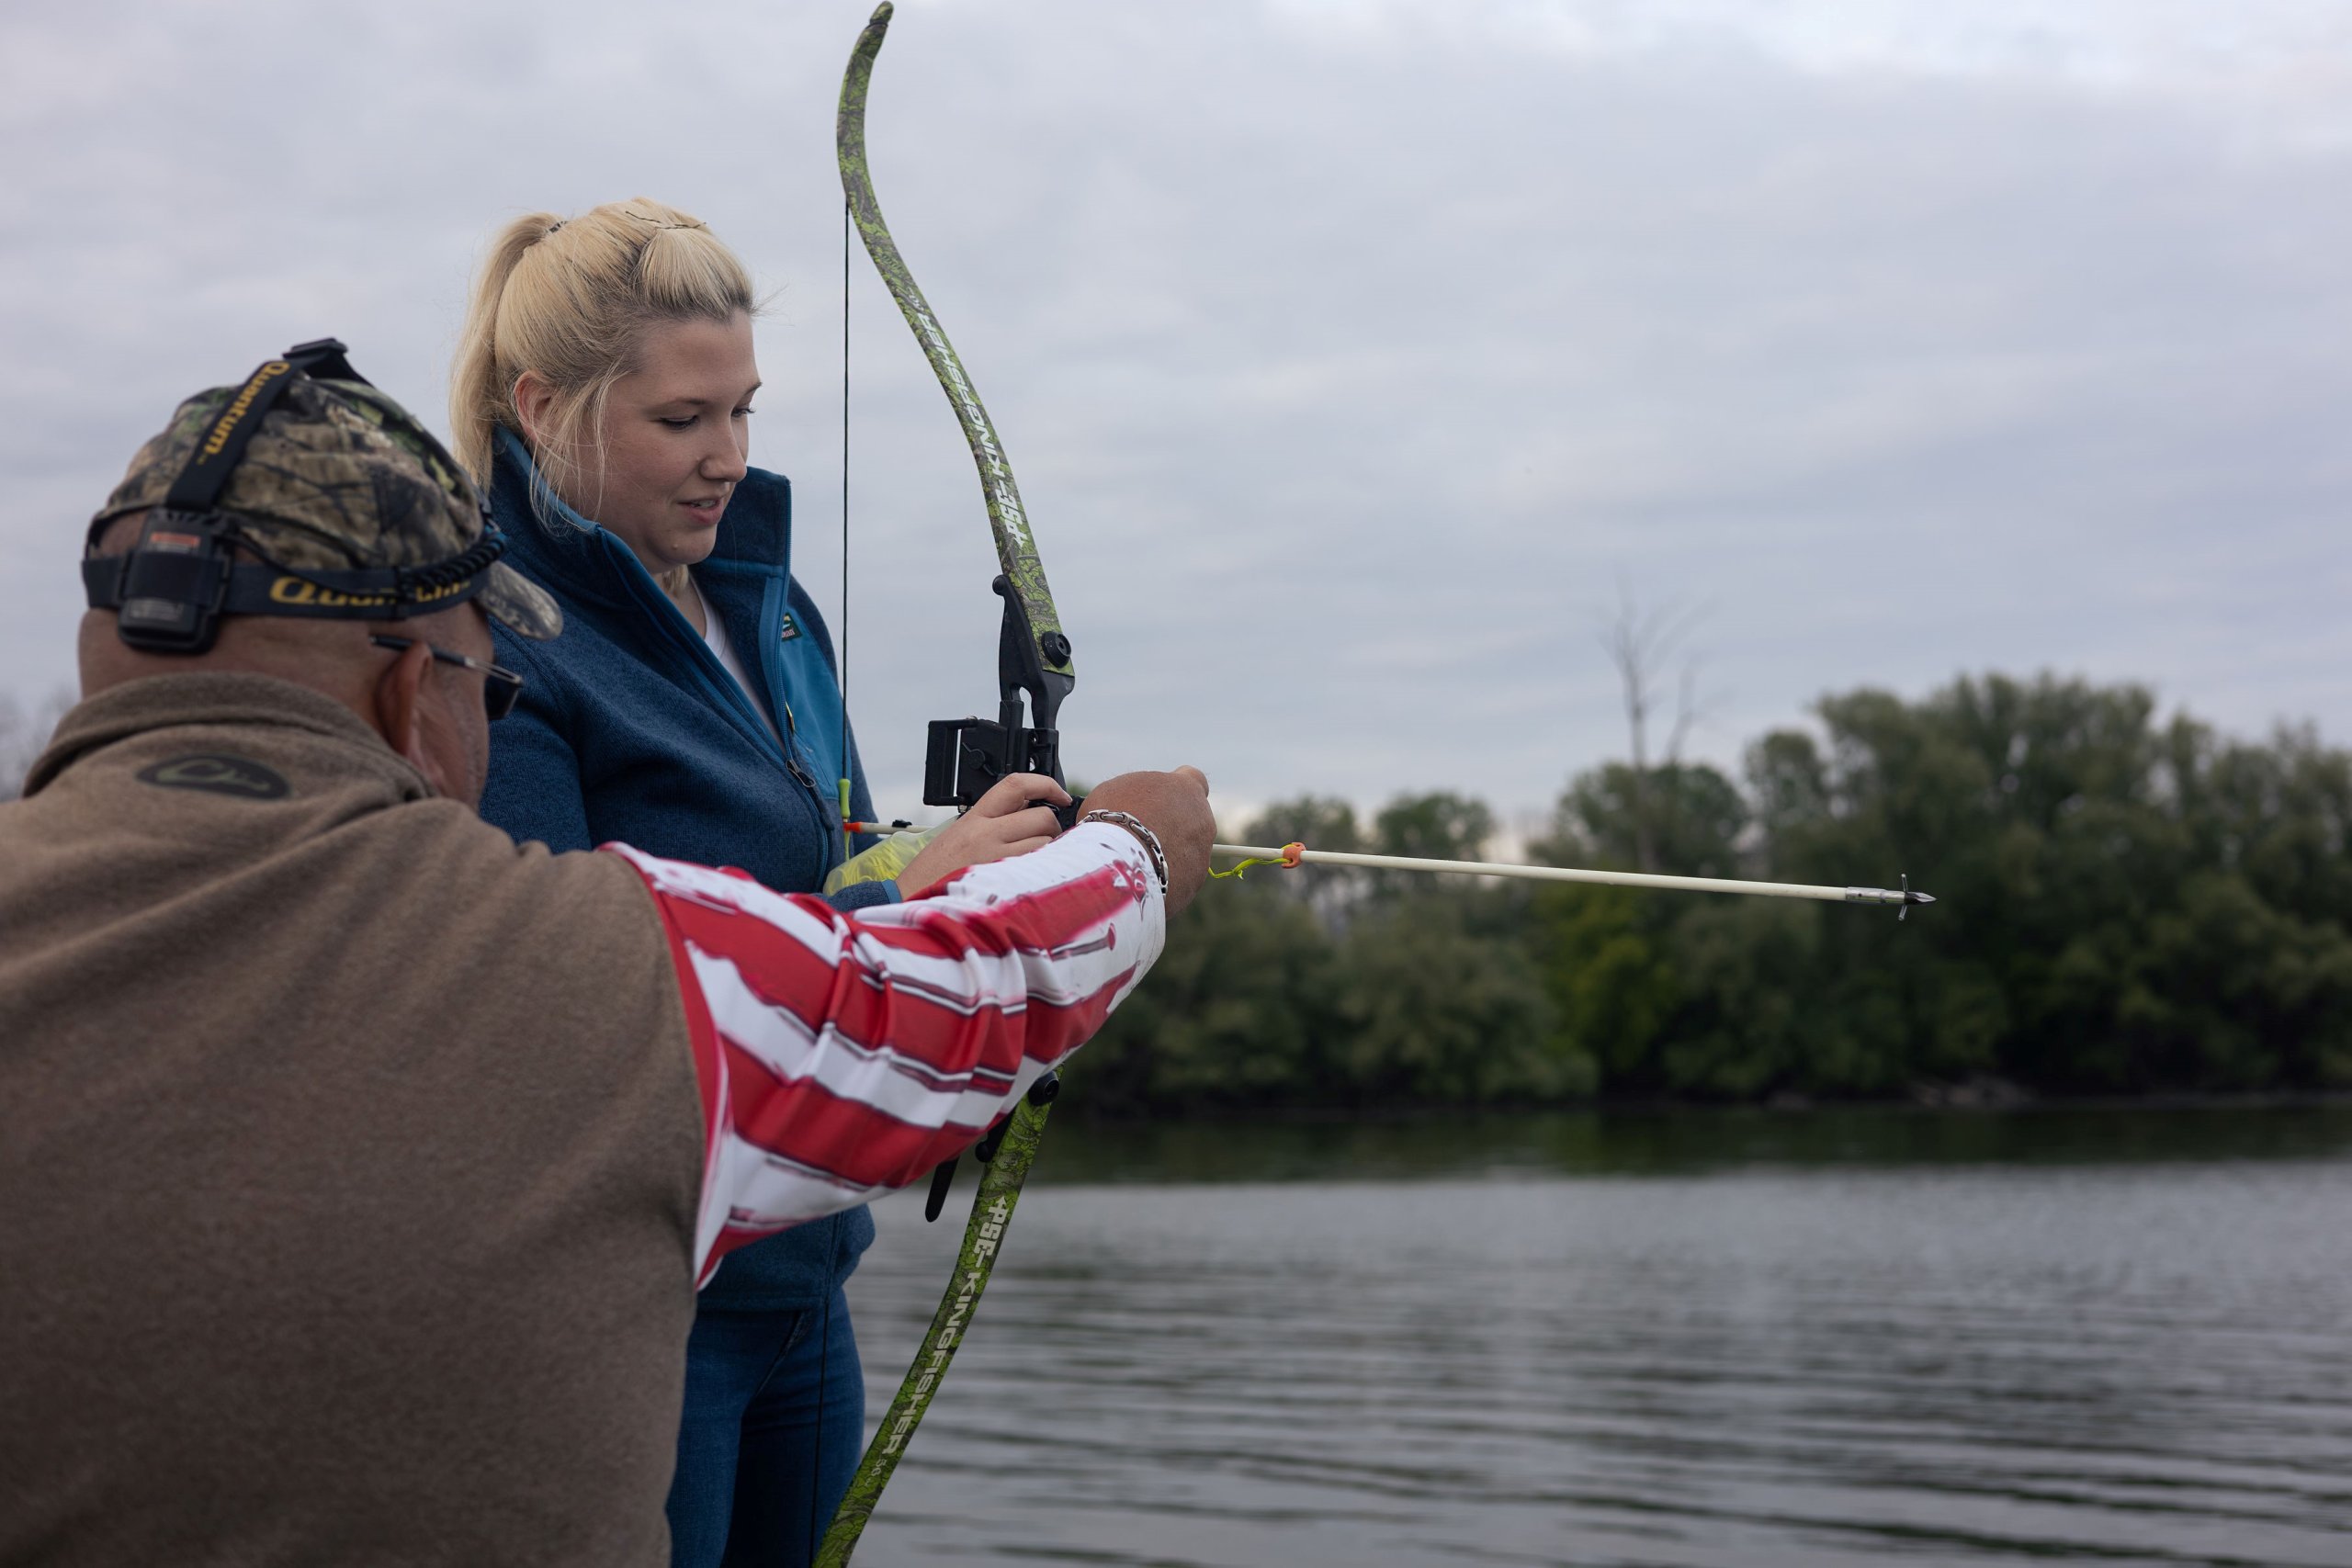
[1081,767,1215,916]
[893,773,1069,897]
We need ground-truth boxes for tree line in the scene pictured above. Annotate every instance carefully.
[1067,672,2352,1114]
[12,670,2345,1109]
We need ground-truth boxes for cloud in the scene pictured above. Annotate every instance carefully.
[4,0,2348,825]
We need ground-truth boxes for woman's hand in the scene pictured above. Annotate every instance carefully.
[893,773,1070,897]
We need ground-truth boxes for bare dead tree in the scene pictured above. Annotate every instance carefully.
[1665,659,1721,766]
[1598,579,1713,872]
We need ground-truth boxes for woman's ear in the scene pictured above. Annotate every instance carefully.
[512,370,553,448]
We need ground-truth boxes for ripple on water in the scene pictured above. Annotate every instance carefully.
[842,1120,2352,1567]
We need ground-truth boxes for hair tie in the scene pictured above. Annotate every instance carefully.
[618,208,707,233]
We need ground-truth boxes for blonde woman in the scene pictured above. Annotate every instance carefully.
[453,199,1066,1566]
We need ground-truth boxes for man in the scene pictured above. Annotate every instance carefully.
[0,343,1213,1566]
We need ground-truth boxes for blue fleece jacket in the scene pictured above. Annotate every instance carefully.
[480,430,881,1308]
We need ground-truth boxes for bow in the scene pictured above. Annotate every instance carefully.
[818,5,1076,1560]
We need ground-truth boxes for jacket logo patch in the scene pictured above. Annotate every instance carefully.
[136,754,290,800]
[777,614,801,642]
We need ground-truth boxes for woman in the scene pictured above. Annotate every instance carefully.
[451,197,1065,1566]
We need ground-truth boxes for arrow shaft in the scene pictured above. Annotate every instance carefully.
[1213,844,1928,908]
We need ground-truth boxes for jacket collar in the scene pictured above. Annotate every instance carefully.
[489,430,792,611]
[26,673,434,802]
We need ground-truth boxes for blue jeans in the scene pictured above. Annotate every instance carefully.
[666,1289,863,1568]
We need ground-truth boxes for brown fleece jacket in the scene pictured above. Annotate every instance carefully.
[0,674,707,1567]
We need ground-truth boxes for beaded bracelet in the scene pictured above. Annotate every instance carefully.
[1079,809,1169,893]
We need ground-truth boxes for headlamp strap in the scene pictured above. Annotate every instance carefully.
[161,353,311,514]
[155,340,364,517]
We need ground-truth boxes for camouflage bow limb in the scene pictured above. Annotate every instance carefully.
[815,1087,1057,1565]
[819,6,1075,1562]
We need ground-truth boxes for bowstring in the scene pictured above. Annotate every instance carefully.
[809,197,854,1568]
[839,196,854,864]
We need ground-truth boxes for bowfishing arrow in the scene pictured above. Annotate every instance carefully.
[819,5,1077,1561]
[1214,844,1937,917]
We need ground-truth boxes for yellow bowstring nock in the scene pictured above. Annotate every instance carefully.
[1210,841,1307,881]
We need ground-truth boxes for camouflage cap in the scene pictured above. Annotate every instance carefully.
[93,372,560,640]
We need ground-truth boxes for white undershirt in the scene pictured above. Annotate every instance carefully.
[689,577,784,746]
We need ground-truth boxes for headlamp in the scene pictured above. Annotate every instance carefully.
[84,339,506,655]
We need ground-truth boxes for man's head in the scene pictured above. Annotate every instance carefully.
[81,345,561,806]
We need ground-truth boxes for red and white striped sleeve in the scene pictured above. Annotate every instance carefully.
[601,822,1164,1286]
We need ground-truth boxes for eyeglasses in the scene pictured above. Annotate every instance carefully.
[370,635,525,721]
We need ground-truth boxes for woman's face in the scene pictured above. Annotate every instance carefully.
[546,311,760,574]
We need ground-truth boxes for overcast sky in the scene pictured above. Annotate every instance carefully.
[5,0,2347,831]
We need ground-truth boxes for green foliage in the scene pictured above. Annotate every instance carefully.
[1065,872,1338,1115]
[1530,886,1669,1087]
[1372,792,1494,860]
[1250,795,1363,854]
[1537,762,1747,877]
[1072,674,2352,1118]
[1331,894,1582,1103]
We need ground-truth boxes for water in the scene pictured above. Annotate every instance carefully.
[841,1105,2352,1566]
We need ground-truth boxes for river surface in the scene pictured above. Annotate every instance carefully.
[840,1104,2352,1566]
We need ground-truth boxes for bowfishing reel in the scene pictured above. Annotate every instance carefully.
[918,573,1078,1224]
[922,573,1080,829]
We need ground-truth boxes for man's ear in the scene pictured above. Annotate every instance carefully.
[372,640,458,795]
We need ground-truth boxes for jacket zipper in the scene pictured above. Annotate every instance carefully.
[777,701,819,792]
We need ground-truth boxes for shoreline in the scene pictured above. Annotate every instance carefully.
[1060,1086,2352,1127]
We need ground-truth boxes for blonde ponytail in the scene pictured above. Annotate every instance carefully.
[449,198,758,531]
[450,211,560,486]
